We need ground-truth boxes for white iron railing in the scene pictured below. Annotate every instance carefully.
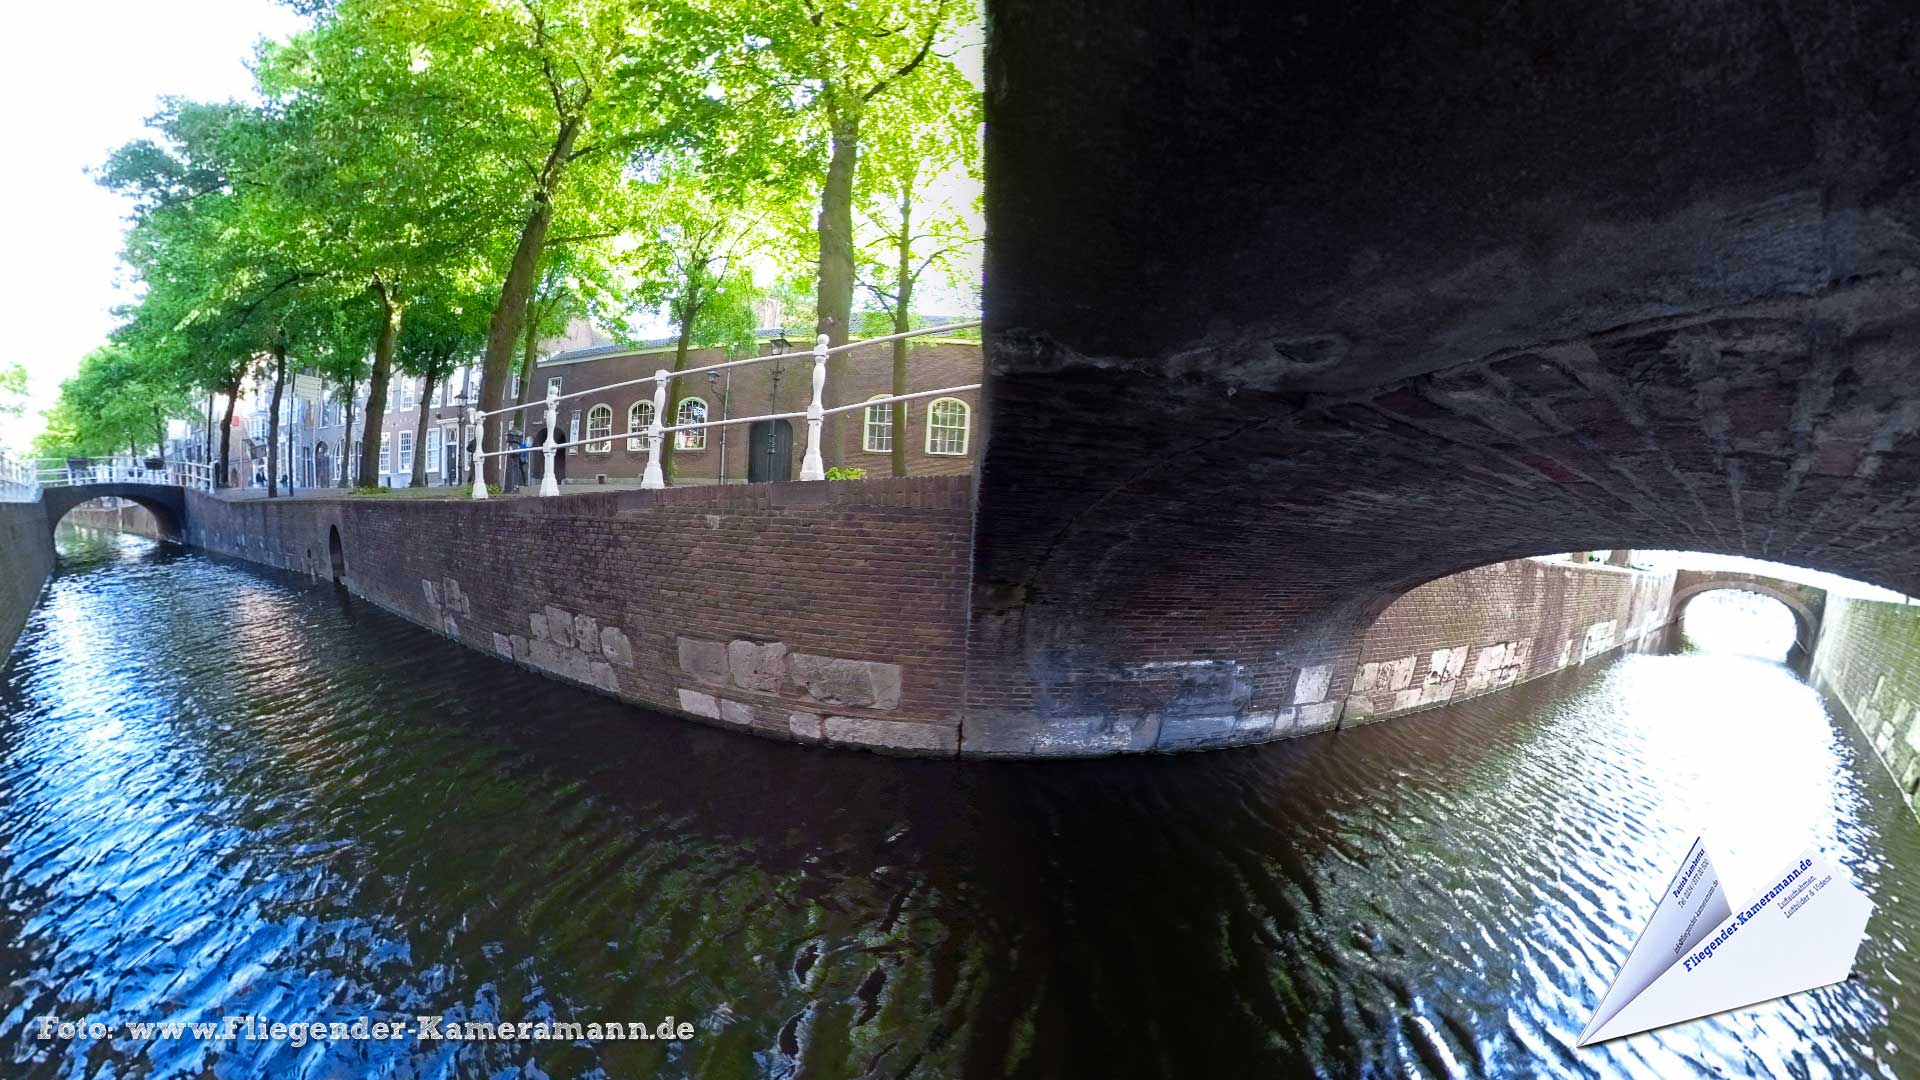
[28,456,214,493]
[464,321,982,499]
[0,450,38,500]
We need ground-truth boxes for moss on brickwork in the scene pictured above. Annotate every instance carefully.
[1812,597,1920,811]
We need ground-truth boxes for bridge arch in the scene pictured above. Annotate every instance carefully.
[41,484,187,544]
[1668,573,1824,671]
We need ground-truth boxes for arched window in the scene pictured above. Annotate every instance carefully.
[627,401,656,452]
[675,397,708,450]
[585,404,613,453]
[863,395,894,452]
[925,397,970,456]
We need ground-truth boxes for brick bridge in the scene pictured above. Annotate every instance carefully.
[1669,570,1827,671]
[965,0,1920,752]
[40,484,186,542]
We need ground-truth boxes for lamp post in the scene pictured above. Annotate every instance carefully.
[766,334,790,482]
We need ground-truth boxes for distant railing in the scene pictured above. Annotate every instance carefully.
[0,450,37,501]
[28,456,214,493]
[465,321,983,499]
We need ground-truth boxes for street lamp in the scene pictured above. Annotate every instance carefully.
[766,334,790,481]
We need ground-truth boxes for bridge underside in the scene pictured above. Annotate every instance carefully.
[968,1,1920,752]
[42,485,186,542]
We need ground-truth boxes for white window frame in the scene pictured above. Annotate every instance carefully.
[674,397,708,451]
[925,397,970,456]
[397,430,415,472]
[425,428,442,473]
[401,379,416,409]
[548,376,563,399]
[585,404,613,453]
[378,432,391,473]
[862,395,894,453]
[627,401,656,452]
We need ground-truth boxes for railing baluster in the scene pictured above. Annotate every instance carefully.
[642,369,668,490]
[799,334,829,482]
[469,407,489,500]
[540,387,562,497]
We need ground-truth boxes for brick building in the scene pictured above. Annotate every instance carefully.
[517,325,983,486]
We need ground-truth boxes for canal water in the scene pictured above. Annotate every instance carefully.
[3,528,1917,1079]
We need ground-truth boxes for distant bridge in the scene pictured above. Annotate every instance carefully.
[1669,569,1827,670]
[0,455,208,542]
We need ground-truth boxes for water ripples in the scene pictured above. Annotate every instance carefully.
[1,528,1916,1078]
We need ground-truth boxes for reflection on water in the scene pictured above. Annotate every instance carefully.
[2,527,1917,1078]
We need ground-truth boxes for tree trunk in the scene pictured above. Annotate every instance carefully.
[410,367,437,488]
[815,102,861,468]
[890,194,914,478]
[339,379,357,488]
[203,392,213,470]
[517,301,544,414]
[266,342,287,498]
[153,405,167,465]
[356,279,399,488]
[478,119,581,485]
[660,293,700,484]
[217,376,239,489]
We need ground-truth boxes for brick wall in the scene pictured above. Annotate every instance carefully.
[183,479,975,754]
[61,502,167,540]
[0,500,52,666]
[1347,559,1674,721]
[1809,597,1920,809]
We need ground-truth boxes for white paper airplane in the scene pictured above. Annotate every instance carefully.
[1578,837,1872,1046]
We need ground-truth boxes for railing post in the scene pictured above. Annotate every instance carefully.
[540,388,561,497]
[468,407,489,500]
[642,369,668,490]
[799,333,829,481]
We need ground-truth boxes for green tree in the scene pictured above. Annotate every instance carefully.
[37,346,194,460]
[748,0,975,463]
[614,153,781,481]
[395,282,490,487]
[0,362,26,419]
[851,69,981,476]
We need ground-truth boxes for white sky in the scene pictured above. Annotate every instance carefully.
[0,1,310,451]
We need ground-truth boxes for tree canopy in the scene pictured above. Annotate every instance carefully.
[45,0,982,486]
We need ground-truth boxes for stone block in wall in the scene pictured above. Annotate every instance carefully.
[600,626,634,667]
[677,688,721,719]
[1344,694,1376,723]
[492,632,513,658]
[789,653,902,710]
[1235,709,1281,739]
[1293,663,1332,704]
[530,612,549,642]
[719,698,755,727]
[511,634,529,663]
[677,637,730,684]
[822,716,958,754]
[788,711,825,743]
[1296,700,1341,733]
[592,661,618,693]
[1156,713,1240,749]
[728,639,789,692]
[575,614,601,657]
[546,605,576,648]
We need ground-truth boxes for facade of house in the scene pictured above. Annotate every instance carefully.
[528,328,983,486]
[176,313,980,493]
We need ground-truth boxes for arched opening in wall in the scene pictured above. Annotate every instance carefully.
[1677,590,1797,664]
[328,526,345,584]
[52,495,183,548]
